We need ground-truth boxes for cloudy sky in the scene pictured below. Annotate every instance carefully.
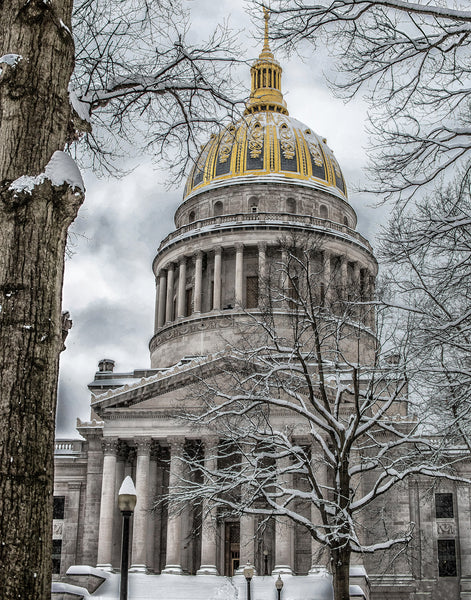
[56,0,384,437]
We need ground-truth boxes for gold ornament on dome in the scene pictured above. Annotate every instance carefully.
[279,122,295,159]
[331,157,342,177]
[218,125,236,164]
[308,140,324,167]
[248,120,264,158]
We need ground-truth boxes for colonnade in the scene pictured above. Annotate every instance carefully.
[154,243,375,330]
[95,436,320,575]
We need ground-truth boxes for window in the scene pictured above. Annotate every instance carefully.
[249,197,258,213]
[286,198,296,214]
[246,276,259,309]
[185,288,193,317]
[319,204,328,219]
[214,201,223,216]
[438,539,457,577]
[189,210,196,223]
[52,539,62,575]
[436,493,454,519]
[343,216,349,227]
[53,496,65,520]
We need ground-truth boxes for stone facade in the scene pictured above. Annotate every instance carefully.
[53,31,471,600]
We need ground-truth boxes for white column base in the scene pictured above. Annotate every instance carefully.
[196,565,219,575]
[129,564,147,573]
[96,563,113,572]
[162,564,184,575]
[272,565,293,576]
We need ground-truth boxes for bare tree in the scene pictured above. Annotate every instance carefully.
[380,173,471,451]
[267,0,471,203]
[166,236,465,600]
[0,2,238,598]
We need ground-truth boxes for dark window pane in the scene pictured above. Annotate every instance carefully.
[438,539,457,577]
[246,276,259,309]
[52,539,62,575]
[53,497,65,520]
[436,493,454,519]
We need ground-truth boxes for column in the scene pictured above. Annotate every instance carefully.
[235,243,244,307]
[157,271,167,328]
[177,257,187,318]
[165,263,175,323]
[163,437,186,574]
[309,447,328,574]
[457,486,471,597]
[258,242,267,305]
[112,442,128,568]
[213,247,222,310]
[323,250,331,304]
[194,251,203,313]
[147,443,160,572]
[273,455,293,575]
[340,256,348,299]
[197,437,219,575]
[154,277,160,332]
[130,438,152,571]
[79,430,103,566]
[96,438,119,570]
[237,451,256,572]
[281,248,290,299]
[353,262,360,299]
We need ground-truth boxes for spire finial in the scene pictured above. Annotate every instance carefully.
[263,7,270,54]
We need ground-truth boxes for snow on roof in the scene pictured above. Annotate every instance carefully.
[349,584,366,598]
[60,571,334,600]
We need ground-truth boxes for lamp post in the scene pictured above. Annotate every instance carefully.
[118,476,137,600]
[275,573,284,600]
[243,563,254,600]
[263,549,268,576]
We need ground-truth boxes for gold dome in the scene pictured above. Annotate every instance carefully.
[184,10,347,201]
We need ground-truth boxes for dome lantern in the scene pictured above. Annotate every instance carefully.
[244,8,288,116]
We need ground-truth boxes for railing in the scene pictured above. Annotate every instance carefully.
[54,440,83,454]
[157,212,373,253]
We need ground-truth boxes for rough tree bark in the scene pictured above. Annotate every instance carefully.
[0,1,83,598]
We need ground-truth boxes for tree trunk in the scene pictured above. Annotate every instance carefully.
[0,2,83,599]
[331,546,351,600]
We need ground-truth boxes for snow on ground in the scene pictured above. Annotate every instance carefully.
[53,571,335,600]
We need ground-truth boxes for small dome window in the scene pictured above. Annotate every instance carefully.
[286,198,296,214]
[320,205,328,219]
[249,197,259,213]
[189,210,196,223]
[214,201,223,216]
[343,216,349,227]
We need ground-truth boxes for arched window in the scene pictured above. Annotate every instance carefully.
[214,201,223,216]
[286,198,296,214]
[189,210,196,223]
[343,216,349,227]
[249,197,259,213]
[320,204,328,219]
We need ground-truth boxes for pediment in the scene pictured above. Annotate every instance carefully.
[90,352,240,415]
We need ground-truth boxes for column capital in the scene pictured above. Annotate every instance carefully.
[258,242,267,251]
[213,245,222,255]
[166,261,175,272]
[235,243,244,251]
[194,249,203,260]
[101,437,119,455]
[178,255,187,265]
[167,436,186,453]
[135,438,153,456]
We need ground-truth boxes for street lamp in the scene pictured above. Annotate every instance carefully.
[275,573,284,600]
[263,549,268,576]
[243,563,254,600]
[118,476,137,600]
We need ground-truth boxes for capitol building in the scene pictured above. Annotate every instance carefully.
[53,19,471,600]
